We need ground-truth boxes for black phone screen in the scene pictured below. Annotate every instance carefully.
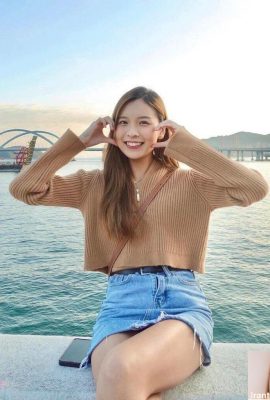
[59,337,91,368]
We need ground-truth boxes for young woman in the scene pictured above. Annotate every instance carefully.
[9,86,269,400]
[248,351,270,400]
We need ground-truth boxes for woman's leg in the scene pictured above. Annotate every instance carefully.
[248,351,270,398]
[92,331,164,400]
[92,331,138,386]
[96,319,202,400]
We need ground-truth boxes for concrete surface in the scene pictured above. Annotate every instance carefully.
[0,334,269,399]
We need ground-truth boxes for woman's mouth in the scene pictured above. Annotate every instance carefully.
[124,141,144,150]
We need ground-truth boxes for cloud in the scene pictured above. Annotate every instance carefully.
[0,103,96,132]
[0,104,104,150]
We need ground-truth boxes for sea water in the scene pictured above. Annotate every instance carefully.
[0,158,269,344]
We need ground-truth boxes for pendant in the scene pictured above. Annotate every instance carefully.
[135,188,140,202]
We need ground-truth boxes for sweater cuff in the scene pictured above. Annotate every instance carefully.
[49,128,87,156]
[15,128,87,180]
[164,129,202,160]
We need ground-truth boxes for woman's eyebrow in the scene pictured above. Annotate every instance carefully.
[119,116,152,119]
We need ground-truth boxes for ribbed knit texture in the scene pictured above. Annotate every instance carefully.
[9,128,269,275]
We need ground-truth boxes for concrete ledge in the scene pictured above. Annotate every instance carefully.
[0,334,269,399]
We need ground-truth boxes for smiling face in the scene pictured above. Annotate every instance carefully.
[114,98,163,160]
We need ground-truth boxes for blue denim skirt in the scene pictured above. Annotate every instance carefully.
[79,265,214,370]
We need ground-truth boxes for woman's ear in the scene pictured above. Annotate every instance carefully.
[158,128,165,139]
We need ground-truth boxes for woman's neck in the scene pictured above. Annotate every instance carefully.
[129,155,155,183]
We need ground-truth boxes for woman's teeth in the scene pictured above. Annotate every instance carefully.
[125,142,144,149]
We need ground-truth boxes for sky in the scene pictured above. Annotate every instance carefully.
[1,0,270,149]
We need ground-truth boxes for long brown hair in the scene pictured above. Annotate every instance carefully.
[99,86,179,242]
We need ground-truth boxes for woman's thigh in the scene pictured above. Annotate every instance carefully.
[91,331,138,385]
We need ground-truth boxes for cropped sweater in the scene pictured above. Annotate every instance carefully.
[9,128,269,275]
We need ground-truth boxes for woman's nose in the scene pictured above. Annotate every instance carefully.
[127,127,140,136]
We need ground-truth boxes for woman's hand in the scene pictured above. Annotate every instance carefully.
[152,120,188,149]
[79,116,118,148]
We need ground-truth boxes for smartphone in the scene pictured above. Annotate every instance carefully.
[59,337,91,368]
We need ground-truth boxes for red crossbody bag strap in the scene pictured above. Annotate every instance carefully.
[107,169,175,277]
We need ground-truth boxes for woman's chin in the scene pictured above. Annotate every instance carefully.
[126,152,153,162]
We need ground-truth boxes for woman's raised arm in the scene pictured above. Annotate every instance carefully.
[155,121,269,211]
[9,128,97,209]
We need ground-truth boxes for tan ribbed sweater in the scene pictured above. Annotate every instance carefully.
[9,128,269,275]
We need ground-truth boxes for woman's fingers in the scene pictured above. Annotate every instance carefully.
[79,116,116,148]
[99,116,117,146]
[154,119,185,133]
[102,116,115,131]
[153,140,169,148]
[97,117,114,133]
[152,120,180,149]
[155,120,177,131]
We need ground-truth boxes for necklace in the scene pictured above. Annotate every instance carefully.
[132,159,154,202]
[134,178,144,202]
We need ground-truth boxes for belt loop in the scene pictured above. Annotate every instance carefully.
[139,267,144,275]
[161,265,172,277]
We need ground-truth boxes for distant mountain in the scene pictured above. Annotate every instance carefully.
[1,132,269,160]
[203,131,270,149]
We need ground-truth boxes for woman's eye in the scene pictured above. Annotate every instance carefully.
[118,121,149,125]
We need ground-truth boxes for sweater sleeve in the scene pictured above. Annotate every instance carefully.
[9,128,97,209]
[164,129,269,211]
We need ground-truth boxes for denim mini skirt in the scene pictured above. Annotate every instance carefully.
[79,265,214,370]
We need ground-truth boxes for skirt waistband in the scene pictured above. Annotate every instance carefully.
[110,266,190,275]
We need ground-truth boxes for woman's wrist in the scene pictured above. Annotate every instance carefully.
[79,133,88,146]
